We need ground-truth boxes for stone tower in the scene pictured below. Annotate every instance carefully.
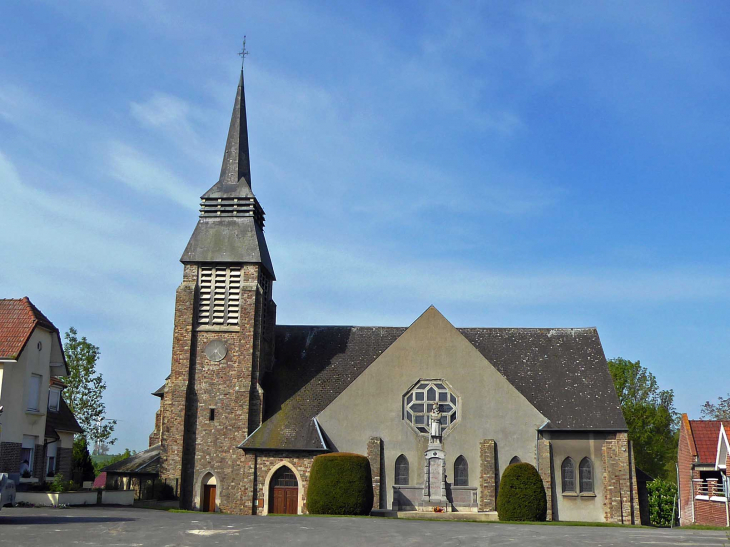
[159,69,276,513]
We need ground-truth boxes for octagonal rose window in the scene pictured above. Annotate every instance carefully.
[403,379,458,435]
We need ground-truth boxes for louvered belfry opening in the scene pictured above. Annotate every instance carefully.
[198,265,242,326]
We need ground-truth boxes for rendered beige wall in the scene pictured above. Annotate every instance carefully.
[318,307,548,511]
[0,328,54,443]
[543,431,609,522]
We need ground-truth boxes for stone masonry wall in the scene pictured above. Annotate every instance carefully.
[33,444,45,479]
[160,263,197,491]
[149,406,163,448]
[601,432,640,525]
[253,452,315,514]
[367,437,383,510]
[537,439,553,521]
[57,447,73,481]
[479,439,496,511]
[160,262,275,514]
[0,442,21,473]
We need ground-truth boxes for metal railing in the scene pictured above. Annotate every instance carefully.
[693,479,727,499]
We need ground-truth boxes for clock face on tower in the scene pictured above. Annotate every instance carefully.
[204,340,228,362]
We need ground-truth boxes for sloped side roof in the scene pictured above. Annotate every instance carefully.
[241,324,625,451]
[45,396,83,438]
[102,444,160,474]
[240,326,406,451]
[0,297,57,360]
[459,327,626,430]
[689,420,723,464]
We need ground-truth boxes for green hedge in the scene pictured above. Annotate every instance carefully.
[647,479,677,527]
[496,462,547,522]
[307,453,373,515]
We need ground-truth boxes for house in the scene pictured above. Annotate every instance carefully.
[677,414,729,527]
[149,67,642,524]
[0,298,82,486]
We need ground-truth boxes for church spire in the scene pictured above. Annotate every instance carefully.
[180,66,275,278]
[218,70,252,189]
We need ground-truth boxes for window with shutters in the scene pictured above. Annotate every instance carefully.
[198,266,242,326]
[28,374,42,411]
[260,269,272,339]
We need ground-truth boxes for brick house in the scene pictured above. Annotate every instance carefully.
[0,298,82,486]
[151,68,641,524]
[677,415,729,527]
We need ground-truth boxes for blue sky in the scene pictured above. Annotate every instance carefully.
[1,1,729,452]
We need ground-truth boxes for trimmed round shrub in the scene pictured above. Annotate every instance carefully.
[496,462,547,522]
[307,453,373,515]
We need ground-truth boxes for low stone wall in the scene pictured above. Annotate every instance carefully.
[17,491,98,506]
[101,490,135,505]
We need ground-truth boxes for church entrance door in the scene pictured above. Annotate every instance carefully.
[270,467,298,514]
[202,485,216,512]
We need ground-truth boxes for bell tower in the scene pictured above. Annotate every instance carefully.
[160,68,276,513]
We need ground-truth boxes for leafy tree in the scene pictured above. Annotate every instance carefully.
[93,448,136,476]
[63,327,116,447]
[608,358,679,481]
[72,436,96,484]
[700,394,730,420]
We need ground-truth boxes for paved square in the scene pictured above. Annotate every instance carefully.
[0,507,727,546]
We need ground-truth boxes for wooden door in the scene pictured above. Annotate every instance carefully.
[270,467,299,514]
[272,486,297,514]
[203,485,216,512]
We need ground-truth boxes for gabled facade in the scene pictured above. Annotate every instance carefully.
[677,415,729,527]
[154,69,641,524]
[0,298,82,485]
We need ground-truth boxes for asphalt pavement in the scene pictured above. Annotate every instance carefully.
[0,506,728,547]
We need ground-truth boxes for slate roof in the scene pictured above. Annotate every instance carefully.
[0,297,58,360]
[45,396,83,438]
[102,444,161,475]
[688,420,723,464]
[240,324,626,452]
[179,69,275,278]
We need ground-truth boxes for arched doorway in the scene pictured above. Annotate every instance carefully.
[201,473,217,512]
[269,466,299,514]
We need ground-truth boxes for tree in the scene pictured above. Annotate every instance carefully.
[72,436,96,484]
[608,358,679,481]
[63,327,117,447]
[700,393,730,420]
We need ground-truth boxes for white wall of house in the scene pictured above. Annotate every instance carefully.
[0,327,68,477]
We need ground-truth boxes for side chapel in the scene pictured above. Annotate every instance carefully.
[150,68,641,524]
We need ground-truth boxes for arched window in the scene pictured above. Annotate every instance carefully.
[579,458,593,493]
[509,456,521,465]
[395,455,409,485]
[561,458,576,493]
[454,456,468,486]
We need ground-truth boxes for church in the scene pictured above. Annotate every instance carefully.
[149,68,641,524]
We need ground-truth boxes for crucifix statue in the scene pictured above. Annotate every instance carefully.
[429,402,442,441]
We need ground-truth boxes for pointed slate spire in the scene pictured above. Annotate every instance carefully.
[219,70,251,187]
[203,70,254,199]
[180,68,274,278]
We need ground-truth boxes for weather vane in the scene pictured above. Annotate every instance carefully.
[238,36,249,69]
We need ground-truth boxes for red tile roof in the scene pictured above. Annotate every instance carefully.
[689,420,723,464]
[0,297,58,360]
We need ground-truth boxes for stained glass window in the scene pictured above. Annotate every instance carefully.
[403,380,458,435]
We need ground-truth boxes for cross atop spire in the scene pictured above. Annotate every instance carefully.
[238,36,249,69]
